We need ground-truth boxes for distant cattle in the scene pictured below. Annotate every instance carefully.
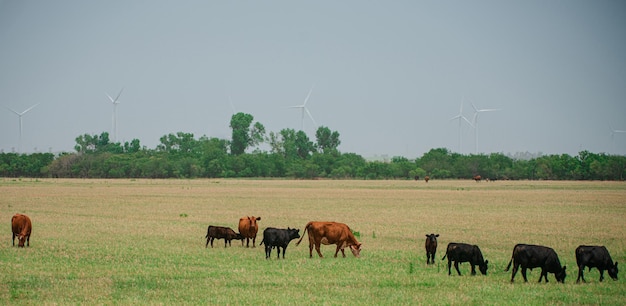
[414,175,419,181]
[259,227,300,259]
[575,245,618,283]
[473,175,482,182]
[424,176,430,183]
[442,242,489,275]
[296,221,362,258]
[205,225,243,248]
[505,244,567,283]
[11,213,32,247]
[425,234,439,265]
[238,216,261,248]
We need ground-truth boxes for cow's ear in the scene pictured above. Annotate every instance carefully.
[615,262,618,268]
[435,234,439,237]
[257,217,261,221]
[485,260,489,264]
[563,265,567,271]
[425,235,429,238]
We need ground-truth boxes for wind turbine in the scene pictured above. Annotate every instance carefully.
[471,101,500,154]
[289,85,317,131]
[3,103,39,153]
[609,124,626,153]
[106,88,124,143]
[449,97,473,153]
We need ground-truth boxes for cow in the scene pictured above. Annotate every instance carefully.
[425,233,439,265]
[296,221,362,258]
[11,213,32,248]
[473,175,482,182]
[575,245,618,283]
[424,176,430,183]
[205,225,243,248]
[441,242,489,275]
[505,244,567,283]
[259,227,300,259]
[238,216,261,248]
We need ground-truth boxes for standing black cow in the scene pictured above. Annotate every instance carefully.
[442,242,489,276]
[259,227,300,259]
[205,225,243,248]
[425,234,439,265]
[575,245,619,283]
[505,244,567,283]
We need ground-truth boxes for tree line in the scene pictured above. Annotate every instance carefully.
[1,113,625,180]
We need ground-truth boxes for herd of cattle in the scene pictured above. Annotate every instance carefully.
[12,213,618,284]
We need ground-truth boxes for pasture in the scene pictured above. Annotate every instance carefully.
[1,178,625,304]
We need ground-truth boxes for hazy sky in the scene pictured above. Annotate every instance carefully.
[1,1,625,157]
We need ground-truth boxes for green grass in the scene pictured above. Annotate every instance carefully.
[1,178,625,304]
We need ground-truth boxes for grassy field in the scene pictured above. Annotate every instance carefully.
[1,178,625,305]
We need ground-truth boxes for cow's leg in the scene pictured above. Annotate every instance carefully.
[210,238,215,248]
[224,239,228,248]
[427,252,431,265]
[205,237,209,248]
[447,259,453,275]
[432,251,436,264]
[334,245,341,258]
[470,264,477,275]
[26,235,29,247]
[12,233,15,246]
[340,248,346,258]
[521,267,528,282]
[454,261,462,276]
[577,265,585,283]
[538,269,547,283]
[510,264,519,282]
[315,243,324,258]
[265,245,271,259]
[599,269,605,282]
[282,246,286,259]
[308,243,314,258]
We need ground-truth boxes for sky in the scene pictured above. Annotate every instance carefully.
[1,1,625,158]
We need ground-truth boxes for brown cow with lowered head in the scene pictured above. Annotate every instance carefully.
[296,221,362,258]
[12,213,32,247]
[238,216,261,248]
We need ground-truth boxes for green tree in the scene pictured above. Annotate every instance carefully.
[315,126,341,154]
[229,113,265,155]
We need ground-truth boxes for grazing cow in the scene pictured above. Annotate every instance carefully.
[259,227,300,259]
[205,225,243,248]
[473,175,482,182]
[296,221,362,258]
[414,175,419,181]
[424,176,430,183]
[238,216,261,248]
[441,242,489,275]
[575,245,618,283]
[11,213,32,247]
[425,234,439,265]
[505,244,567,283]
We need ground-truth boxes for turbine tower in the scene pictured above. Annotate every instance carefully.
[289,85,317,131]
[449,97,473,153]
[3,103,39,153]
[609,124,626,154]
[471,102,500,154]
[106,88,124,143]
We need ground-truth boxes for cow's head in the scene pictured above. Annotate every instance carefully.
[17,234,27,247]
[425,234,439,244]
[287,228,300,240]
[608,262,618,281]
[349,243,362,258]
[555,266,567,283]
[479,260,489,275]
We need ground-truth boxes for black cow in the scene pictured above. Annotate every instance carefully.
[442,242,489,276]
[575,245,618,283]
[205,225,243,248]
[505,244,567,283]
[425,234,439,265]
[259,227,300,259]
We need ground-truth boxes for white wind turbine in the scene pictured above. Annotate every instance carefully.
[471,101,500,154]
[289,85,317,131]
[609,124,626,153]
[449,97,473,153]
[106,88,124,143]
[3,103,39,153]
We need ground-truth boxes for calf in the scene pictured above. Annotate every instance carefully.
[296,221,362,258]
[11,213,32,247]
[505,244,567,283]
[575,245,618,283]
[473,175,482,182]
[259,227,300,259]
[442,242,489,275]
[205,225,243,248]
[425,234,439,265]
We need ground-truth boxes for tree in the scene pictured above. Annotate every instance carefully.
[229,112,265,155]
[315,126,341,154]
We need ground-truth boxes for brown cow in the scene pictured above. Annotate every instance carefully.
[425,233,439,265]
[473,175,482,182]
[12,213,32,247]
[424,176,430,183]
[296,221,362,258]
[238,216,261,248]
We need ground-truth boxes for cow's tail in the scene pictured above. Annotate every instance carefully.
[295,222,311,246]
[504,257,513,272]
[259,238,264,246]
[441,250,447,260]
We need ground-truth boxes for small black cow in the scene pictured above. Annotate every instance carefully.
[425,234,439,265]
[442,242,489,276]
[205,225,243,248]
[505,244,567,283]
[260,227,300,259]
[575,245,618,283]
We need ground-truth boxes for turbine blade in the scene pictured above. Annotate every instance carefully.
[106,93,115,103]
[303,85,314,106]
[305,107,317,127]
[114,88,124,102]
[21,103,40,115]
[3,105,20,115]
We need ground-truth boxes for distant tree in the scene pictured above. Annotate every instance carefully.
[315,126,341,154]
[229,113,265,155]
